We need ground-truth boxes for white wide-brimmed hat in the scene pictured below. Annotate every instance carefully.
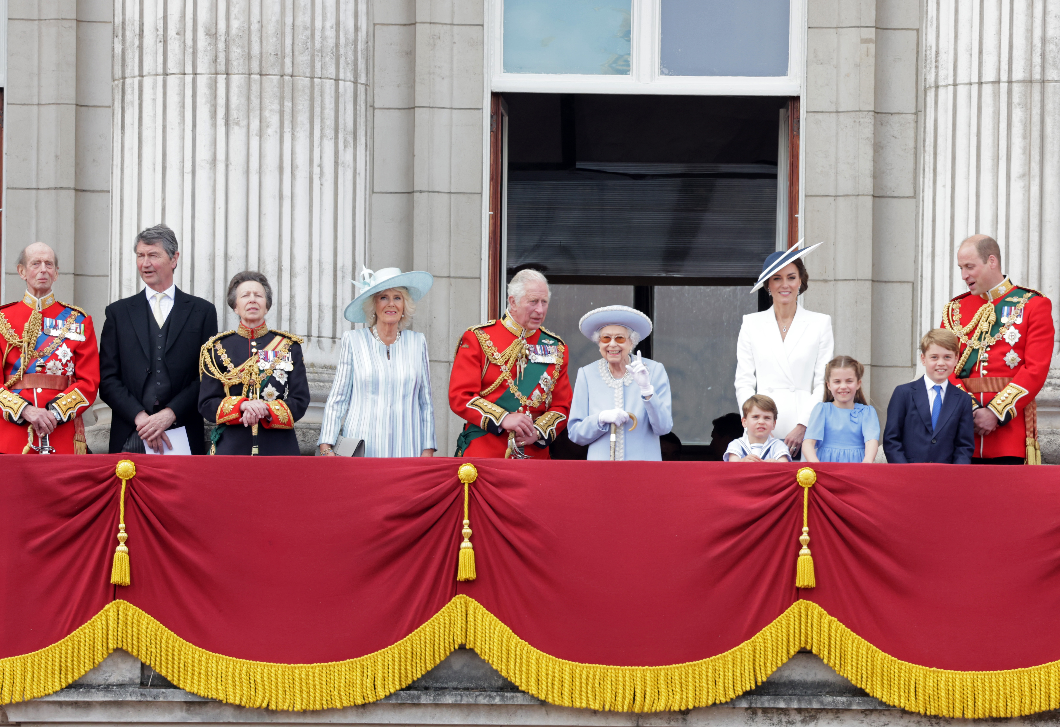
[343,267,434,323]
[750,240,825,293]
[578,305,653,341]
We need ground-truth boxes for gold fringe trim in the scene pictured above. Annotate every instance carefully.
[1,598,467,711]
[7,597,1060,717]
[464,596,804,712]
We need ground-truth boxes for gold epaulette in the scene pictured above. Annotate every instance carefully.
[203,330,235,349]
[538,325,566,345]
[56,300,89,318]
[1014,285,1045,298]
[455,321,495,359]
[270,329,304,346]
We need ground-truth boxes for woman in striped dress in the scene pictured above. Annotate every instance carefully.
[317,268,436,457]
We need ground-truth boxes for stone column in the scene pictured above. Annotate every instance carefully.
[918,0,1060,343]
[918,0,1060,458]
[111,0,370,367]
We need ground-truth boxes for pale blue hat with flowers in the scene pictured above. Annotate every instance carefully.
[578,305,653,341]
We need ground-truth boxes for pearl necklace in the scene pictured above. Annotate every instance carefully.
[598,359,632,461]
[371,326,401,359]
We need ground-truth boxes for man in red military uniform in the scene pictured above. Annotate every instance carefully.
[0,243,99,454]
[449,269,572,458]
[941,235,1055,464]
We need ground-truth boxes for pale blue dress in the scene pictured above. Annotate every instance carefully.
[318,328,436,457]
[805,402,880,463]
[567,358,673,461]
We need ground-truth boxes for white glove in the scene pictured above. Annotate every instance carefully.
[627,352,654,398]
[597,408,630,427]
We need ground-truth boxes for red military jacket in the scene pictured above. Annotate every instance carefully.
[0,292,100,454]
[941,277,1054,460]
[448,312,572,459]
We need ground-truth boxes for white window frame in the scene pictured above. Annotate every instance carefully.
[489,0,805,96]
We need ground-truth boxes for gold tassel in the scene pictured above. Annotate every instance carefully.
[110,460,136,586]
[1026,438,1042,466]
[795,467,816,589]
[457,463,478,581]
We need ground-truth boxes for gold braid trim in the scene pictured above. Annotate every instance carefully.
[6,597,1060,716]
[944,293,1033,374]
[473,329,565,409]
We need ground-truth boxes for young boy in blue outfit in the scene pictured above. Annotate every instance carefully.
[883,329,975,464]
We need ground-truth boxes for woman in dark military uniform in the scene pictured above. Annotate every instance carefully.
[198,271,310,455]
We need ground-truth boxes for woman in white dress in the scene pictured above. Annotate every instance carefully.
[734,243,834,459]
[318,267,436,458]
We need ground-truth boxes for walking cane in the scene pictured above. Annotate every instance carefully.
[608,413,638,461]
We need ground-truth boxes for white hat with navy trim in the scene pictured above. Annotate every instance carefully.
[750,241,825,294]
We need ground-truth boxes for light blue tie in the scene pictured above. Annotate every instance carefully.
[930,385,942,431]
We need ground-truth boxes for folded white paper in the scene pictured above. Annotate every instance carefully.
[144,426,193,455]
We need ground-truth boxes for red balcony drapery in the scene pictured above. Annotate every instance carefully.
[2,456,1059,716]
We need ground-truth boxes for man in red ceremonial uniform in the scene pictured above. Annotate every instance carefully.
[449,269,572,458]
[941,235,1054,464]
[0,243,99,454]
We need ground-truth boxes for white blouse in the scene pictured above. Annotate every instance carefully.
[318,328,436,457]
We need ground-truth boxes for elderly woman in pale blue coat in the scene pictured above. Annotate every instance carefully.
[567,306,673,461]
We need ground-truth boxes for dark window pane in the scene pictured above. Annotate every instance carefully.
[504,0,631,75]
[652,286,758,444]
[661,0,790,77]
[546,284,635,374]
[507,164,777,278]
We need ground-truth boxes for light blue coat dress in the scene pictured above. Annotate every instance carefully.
[567,358,673,461]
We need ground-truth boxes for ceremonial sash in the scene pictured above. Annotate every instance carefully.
[11,308,83,395]
[454,339,557,457]
[956,293,1035,377]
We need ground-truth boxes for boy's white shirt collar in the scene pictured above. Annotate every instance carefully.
[923,375,949,398]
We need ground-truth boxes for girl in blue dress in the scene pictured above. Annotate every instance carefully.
[804,356,880,463]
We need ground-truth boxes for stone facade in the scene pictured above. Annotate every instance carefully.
[1,1,1058,457]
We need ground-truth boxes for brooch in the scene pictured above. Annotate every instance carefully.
[1003,327,1021,346]
[56,343,73,363]
[262,384,280,401]
[1004,350,1021,369]
[45,359,64,375]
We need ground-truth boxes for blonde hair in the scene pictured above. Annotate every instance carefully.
[823,355,868,405]
[742,394,778,420]
[362,287,416,330]
[919,328,959,355]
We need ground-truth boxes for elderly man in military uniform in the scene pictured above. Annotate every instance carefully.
[941,234,1055,464]
[449,269,572,459]
[0,242,99,454]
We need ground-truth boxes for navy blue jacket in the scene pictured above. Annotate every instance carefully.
[883,377,974,464]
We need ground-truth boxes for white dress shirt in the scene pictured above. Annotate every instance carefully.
[924,376,948,408]
[145,283,176,324]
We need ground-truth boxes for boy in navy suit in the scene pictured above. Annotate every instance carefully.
[884,330,974,464]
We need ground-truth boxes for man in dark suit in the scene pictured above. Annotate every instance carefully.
[99,224,218,454]
[884,329,975,464]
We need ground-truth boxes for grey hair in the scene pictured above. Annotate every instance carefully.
[591,325,641,346]
[227,271,273,311]
[16,243,59,269]
[362,287,416,330]
[134,223,179,259]
[507,269,550,305]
